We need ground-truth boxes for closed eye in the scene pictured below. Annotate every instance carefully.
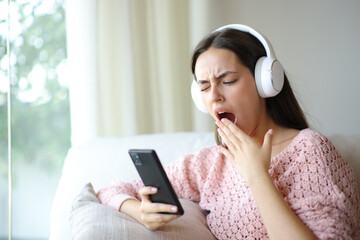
[223,79,237,84]
[200,79,237,91]
[200,86,210,92]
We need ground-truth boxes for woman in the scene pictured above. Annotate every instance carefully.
[98,25,360,239]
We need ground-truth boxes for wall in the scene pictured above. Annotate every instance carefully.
[207,0,360,136]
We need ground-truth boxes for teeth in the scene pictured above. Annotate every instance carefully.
[218,112,225,114]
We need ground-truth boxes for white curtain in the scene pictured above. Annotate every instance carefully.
[66,0,214,146]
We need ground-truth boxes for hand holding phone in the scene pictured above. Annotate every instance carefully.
[128,149,184,215]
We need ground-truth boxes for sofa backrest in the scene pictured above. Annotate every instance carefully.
[49,131,360,240]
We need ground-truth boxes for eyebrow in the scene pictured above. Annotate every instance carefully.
[197,71,237,84]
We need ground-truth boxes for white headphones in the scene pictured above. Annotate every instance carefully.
[191,24,284,113]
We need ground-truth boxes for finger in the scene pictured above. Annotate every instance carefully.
[139,186,157,202]
[220,118,250,142]
[152,203,179,214]
[262,129,273,153]
[217,127,236,151]
[141,201,179,214]
[143,214,180,230]
[217,120,245,148]
[146,212,180,223]
[219,146,234,161]
[216,120,239,144]
[216,119,234,136]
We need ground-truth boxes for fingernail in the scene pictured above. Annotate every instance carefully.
[151,187,157,192]
[215,120,220,126]
[217,128,222,135]
[171,206,177,212]
[268,129,273,135]
[221,118,227,123]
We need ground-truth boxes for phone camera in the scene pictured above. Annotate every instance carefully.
[132,153,142,166]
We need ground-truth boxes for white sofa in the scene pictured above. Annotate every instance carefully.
[49,131,360,240]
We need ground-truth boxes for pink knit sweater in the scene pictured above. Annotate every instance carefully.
[97,129,360,239]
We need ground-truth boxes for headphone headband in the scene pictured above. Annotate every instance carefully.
[214,24,277,64]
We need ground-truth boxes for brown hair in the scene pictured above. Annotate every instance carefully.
[191,28,308,143]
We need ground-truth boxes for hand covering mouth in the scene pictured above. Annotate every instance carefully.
[217,112,236,124]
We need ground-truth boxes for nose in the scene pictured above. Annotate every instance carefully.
[209,85,224,104]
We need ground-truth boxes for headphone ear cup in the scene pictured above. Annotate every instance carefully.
[271,60,284,93]
[191,80,208,113]
[254,57,284,98]
[254,57,268,98]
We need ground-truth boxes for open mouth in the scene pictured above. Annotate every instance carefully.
[217,112,236,124]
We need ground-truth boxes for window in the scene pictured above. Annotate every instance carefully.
[0,0,70,239]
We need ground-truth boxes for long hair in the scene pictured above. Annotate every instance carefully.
[191,29,308,143]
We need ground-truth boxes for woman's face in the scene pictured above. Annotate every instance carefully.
[194,47,266,135]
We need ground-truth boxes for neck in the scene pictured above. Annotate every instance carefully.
[250,117,279,146]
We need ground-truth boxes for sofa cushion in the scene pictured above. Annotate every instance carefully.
[70,183,217,240]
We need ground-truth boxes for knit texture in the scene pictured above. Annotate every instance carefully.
[97,129,360,239]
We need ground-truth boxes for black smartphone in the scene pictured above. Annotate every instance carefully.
[128,149,184,215]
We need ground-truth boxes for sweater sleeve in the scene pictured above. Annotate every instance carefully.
[274,131,360,239]
[96,178,143,211]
